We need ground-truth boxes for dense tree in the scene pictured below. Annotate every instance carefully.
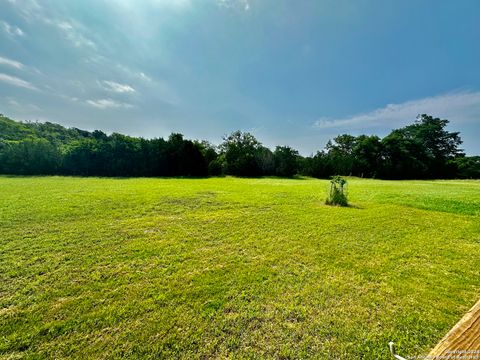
[300,151,331,179]
[0,138,61,175]
[379,115,462,179]
[324,134,357,176]
[0,116,34,141]
[0,113,477,179]
[380,130,428,179]
[352,135,382,178]
[219,131,263,176]
[453,156,480,179]
[273,146,299,177]
[256,146,275,176]
[194,141,221,176]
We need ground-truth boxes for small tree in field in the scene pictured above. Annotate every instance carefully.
[326,176,348,206]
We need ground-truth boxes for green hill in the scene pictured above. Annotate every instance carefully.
[0,114,95,144]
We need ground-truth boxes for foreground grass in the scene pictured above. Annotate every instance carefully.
[1,176,479,359]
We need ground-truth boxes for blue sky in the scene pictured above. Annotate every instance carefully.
[1,0,479,155]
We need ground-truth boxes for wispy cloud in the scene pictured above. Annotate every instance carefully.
[114,64,179,105]
[314,91,480,130]
[138,72,152,82]
[217,0,251,11]
[60,94,79,102]
[54,21,97,49]
[7,0,96,50]
[6,97,41,111]
[0,73,37,90]
[102,80,135,93]
[0,20,24,37]
[150,0,192,9]
[86,98,133,109]
[0,56,24,69]
[105,0,192,15]
[115,64,153,83]
[5,0,42,22]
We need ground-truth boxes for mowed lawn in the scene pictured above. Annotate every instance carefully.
[1,177,479,359]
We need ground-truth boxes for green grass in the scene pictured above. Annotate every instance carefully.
[1,176,479,359]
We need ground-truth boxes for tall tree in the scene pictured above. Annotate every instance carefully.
[353,135,382,178]
[274,146,299,177]
[219,131,262,176]
[381,115,463,178]
[325,134,358,176]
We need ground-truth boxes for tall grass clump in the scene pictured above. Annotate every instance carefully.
[326,176,348,206]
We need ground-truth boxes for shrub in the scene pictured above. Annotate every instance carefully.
[326,176,348,206]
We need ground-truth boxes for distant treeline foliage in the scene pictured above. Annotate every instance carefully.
[0,113,478,179]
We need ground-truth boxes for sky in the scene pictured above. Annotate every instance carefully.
[1,0,479,155]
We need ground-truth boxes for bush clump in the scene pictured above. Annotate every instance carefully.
[326,176,348,206]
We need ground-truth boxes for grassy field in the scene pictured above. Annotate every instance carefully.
[1,176,479,359]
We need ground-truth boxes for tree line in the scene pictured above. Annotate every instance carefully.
[0,113,479,179]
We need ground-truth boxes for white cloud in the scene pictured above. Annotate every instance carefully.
[0,73,37,90]
[7,0,96,50]
[138,72,152,82]
[53,20,97,49]
[148,0,191,9]
[86,98,133,109]
[7,98,19,106]
[6,97,41,111]
[115,64,153,83]
[0,56,24,69]
[114,65,179,104]
[5,0,42,22]
[7,0,97,50]
[57,93,79,103]
[217,0,250,11]
[0,20,24,37]
[314,91,480,130]
[102,80,135,93]
[107,0,191,13]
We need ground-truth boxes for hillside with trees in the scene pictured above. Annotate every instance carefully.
[0,113,478,179]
